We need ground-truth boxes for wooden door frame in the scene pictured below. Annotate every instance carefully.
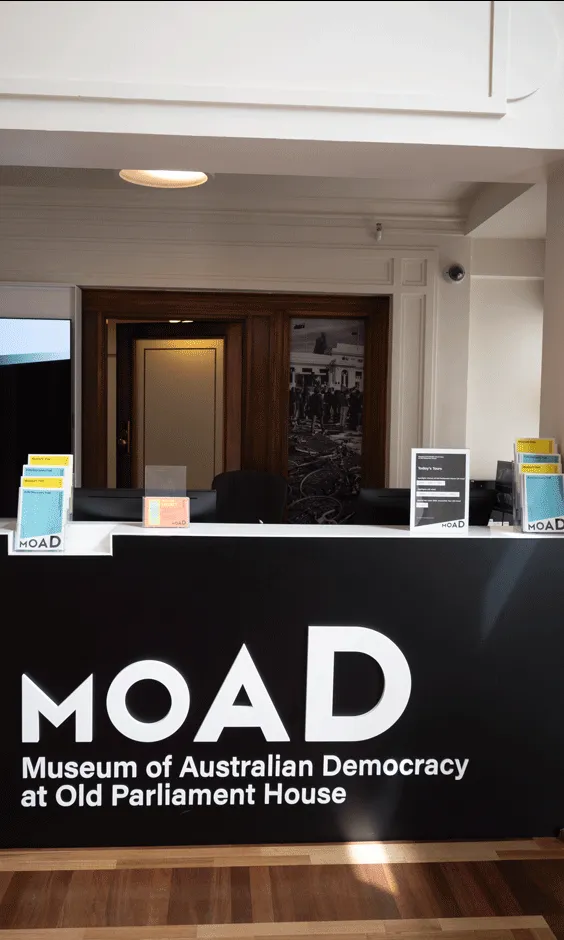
[82,290,390,488]
[115,321,242,488]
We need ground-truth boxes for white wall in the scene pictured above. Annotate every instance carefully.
[0,1,563,151]
[0,284,82,482]
[540,172,564,450]
[434,238,472,450]
[472,239,545,278]
[467,245,544,479]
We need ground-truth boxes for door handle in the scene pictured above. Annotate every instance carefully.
[118,420,131,455]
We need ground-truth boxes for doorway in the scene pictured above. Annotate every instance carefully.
[114,320,242,489]
[82,291,390,505]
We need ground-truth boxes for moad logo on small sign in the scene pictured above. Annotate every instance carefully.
[527,518,564,531]
[17,535,62,551]
[21,626,412,744]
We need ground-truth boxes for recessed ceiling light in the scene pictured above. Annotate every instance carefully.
[182,320,194,323]
[119,170,208,189]
[169,319,181,324]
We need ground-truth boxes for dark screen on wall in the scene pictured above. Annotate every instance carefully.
[0,319,72,518]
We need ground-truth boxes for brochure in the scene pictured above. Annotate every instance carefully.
[143,496,190,528]
[513,439,558,526]
[520,463,561,475]
[522,473,564,533]
[21,475,64,489]
[15,487,66,551]
[26,456,73,518]
[518,453,562,466]
[410,448,470,532]
[514,438,556,455]
[22,465,66,478]
[27,453,73,469]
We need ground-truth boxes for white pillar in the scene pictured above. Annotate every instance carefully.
[540,170,564,450]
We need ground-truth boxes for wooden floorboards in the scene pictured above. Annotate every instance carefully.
[0,919,556,940]
[0,840,562,940]
[0,840,562,871]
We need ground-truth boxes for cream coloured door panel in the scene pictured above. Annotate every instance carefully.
[134,338,224,489]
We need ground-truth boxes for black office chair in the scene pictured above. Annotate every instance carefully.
[72,488,217,522]
[355,487,496,527]
[355,488,410,526]
[212,470,287,523]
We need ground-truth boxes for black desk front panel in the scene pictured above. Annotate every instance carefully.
[1,535,562,847]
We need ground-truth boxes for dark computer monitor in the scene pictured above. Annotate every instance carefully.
[0,318,72,518]
[355,487,496,527]
[72,488,217,523]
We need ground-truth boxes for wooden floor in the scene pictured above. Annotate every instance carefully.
[0,840,563,940]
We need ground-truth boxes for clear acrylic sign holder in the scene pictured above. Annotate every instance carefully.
[143,465,190,528]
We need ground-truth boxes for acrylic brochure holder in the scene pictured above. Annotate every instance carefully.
[14,454,74,552]
[143,465,189,528]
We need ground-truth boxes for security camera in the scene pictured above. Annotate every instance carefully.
[444,264,466,283]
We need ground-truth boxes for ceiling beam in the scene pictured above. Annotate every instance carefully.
[464,183,533,235]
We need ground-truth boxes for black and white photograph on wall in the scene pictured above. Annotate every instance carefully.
[288,318,364,524]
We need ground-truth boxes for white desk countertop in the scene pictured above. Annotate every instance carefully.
[0,519,554,557]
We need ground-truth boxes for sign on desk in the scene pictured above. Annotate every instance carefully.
[410,448,470,532]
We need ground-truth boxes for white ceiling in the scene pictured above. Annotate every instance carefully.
[0,131,561,184]
[0,166,478,203]
[0,162,549,239]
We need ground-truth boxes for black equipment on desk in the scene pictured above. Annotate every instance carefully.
[355,486,496,527]
[212,470,287,523]
[355,488,410,527]
[493,460,514,523]
[72,488,217,523]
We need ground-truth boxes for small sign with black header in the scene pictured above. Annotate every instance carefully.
[410,448,470,532]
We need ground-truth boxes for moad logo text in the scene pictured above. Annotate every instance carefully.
[18,535,62,550]
[22,626,411,744]
[527,518,564,531]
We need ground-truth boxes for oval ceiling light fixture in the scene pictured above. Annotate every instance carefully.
[119,170,208,189]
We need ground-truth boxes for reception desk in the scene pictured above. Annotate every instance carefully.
[0,521,562,848]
